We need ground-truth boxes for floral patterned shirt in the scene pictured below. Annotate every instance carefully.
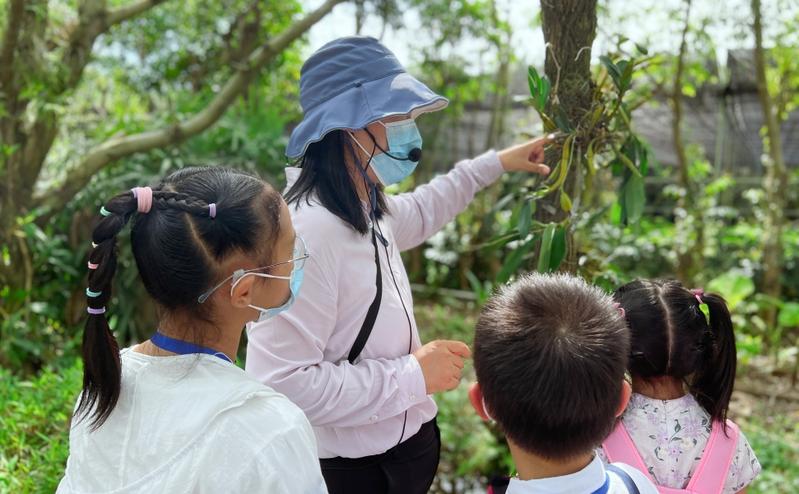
[597,393,761,493]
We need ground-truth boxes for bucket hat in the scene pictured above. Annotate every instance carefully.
[286,36,448,159]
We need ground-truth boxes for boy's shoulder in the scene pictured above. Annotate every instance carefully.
[499,458,659,494]
[606,463,659,494]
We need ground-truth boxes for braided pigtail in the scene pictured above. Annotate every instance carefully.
[76,190,139,429]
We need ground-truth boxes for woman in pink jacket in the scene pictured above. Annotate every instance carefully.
[245,36,551,494]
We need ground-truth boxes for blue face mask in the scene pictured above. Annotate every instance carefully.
[197,236,309,322]
[351,118,423,186]
[250,262,304,322]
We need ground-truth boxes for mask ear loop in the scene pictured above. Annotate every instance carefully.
[481,396,495,422]
[347,130,379,217]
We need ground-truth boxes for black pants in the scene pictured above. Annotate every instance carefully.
[320,418,440,494]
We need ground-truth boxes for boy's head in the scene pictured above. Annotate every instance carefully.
[469,272,630,460]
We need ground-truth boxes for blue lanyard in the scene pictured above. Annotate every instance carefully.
[591,474,610,494]
[151,331,233,363]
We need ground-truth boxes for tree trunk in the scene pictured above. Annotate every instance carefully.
[538,0,598,271]
[752,0,787,331]
[671,0,701,284]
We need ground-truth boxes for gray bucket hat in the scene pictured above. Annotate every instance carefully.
[286,36,448,160]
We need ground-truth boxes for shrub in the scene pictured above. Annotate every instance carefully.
[0,361,81,493]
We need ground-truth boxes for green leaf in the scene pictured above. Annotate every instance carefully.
[778,302,799,328]
[707,271,755,311]
[559,191,572,212]
[497,237,535,284]
[635,43,649,55]
[553,106,573,132]
[609,201,622,225]
[518,200,533,238]
[623,174,646,223]
[549,225,567,271]
[538,76,551,111]
[537,223,556,273]
[698,303,711,324]
[549,134,574,193]
[600,55,622,89]
[527,66,551,111]
[616,59,633,93]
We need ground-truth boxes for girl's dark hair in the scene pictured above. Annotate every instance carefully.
[284,129,388,235]
[614,279,737,427]
[78,167,282,429]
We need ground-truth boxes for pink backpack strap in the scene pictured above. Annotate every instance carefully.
[686,420,739,494]
[602,420,657,485]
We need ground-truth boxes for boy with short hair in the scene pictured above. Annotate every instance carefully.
[468,272,657,493]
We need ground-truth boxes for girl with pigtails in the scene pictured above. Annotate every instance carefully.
[600,279,761,494]
[58,167,327,494]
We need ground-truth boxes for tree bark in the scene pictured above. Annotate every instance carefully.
[751,0,787,331]
[538,0,598,271]
[671,0,700,283]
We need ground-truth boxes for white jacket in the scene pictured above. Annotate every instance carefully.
[58,349,327,494]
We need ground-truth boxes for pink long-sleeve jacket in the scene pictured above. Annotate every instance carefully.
[245,150,503,459]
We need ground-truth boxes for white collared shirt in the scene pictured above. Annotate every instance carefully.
[506,456,658,494]
[58,349,327,494]
[245,150,504,458]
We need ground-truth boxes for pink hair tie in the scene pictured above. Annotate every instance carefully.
[87,307,106,315]
[208,203,217,219]
[87,261,99,270]
[131,187,153,214]
[691,288,704,304]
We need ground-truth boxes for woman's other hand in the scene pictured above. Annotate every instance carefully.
[413,340,471,394]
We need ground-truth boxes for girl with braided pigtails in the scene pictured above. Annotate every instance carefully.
[58,167,327,494]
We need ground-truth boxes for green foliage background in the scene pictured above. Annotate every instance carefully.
[1,0,798,493]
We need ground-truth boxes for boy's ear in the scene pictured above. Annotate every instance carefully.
[616,380,632,417]
[468,382,491,421]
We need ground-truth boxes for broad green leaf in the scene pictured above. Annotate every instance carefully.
[609,201,622,225]
[538,76,551,111]
[623,174,645,223]
[518,200,533,238]
[778,302,799,328]
[537,223,556,273]
[497,237,535,284]
[549,225,567,271]
[600,55,622,89]
[707,271,755,310]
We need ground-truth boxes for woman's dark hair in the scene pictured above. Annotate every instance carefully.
[284,129,388,235]
[614,279,737,427]
[77,166,282,429]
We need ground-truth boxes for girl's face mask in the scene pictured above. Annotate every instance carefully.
[350,118,423,186]
[197,236,309,321]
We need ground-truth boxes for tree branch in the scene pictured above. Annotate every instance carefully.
[36,0,347,212]
[106,0,168,26]
[58,0,169,94]
[0,0,25,91]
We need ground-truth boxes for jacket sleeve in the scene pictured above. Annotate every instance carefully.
[245,220,428,429]
[386,150,503,252]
